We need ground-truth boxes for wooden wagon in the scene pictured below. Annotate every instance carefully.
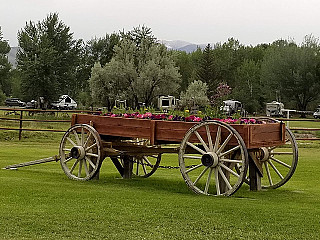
[4,114,298,196]
[53,114,297,196]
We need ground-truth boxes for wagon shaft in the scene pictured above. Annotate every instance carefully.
[3,155,60,170]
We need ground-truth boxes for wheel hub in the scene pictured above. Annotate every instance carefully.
[70,146,85,159]
[201,152,219,167]
[260,147,270,162]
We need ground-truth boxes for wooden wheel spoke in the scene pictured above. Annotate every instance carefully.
[78,159,83,177]
[186,164,203,173]
[81,128,85,145]
[217,133,233,155]
[219,163,240,178]
[63,156,73,163]
[186,142,206,155]
[66,137,77,147]
[270,156,291,168]
[204,167,214,194]
[267,160,284,179]
[142,161,148,175]
[272,151,293,155]
[142,156,152,166]
[218,166,232,190]
[193,166,210,185]
[63,148,71,152]
[214,167,220,195]
[183,155,202,159]
[194,130,210,152]
[214,126,221,152]
[264,162,273,185]
[86,142,97,152]
[73,130,81,145]
[222,159,243,164]
[219,145,240,158]
[85,157,96,169]
[205,125,214,151]
[135,159,140,175]
[83,159,90,176]
[86,153,99,158]
[83,132,92,148]
[69,159,80,174]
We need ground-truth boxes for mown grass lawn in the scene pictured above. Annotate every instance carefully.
[0,140,320,240]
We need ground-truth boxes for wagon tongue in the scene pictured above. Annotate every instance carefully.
[2,155,60,170]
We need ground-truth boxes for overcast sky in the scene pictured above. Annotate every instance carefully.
[1,0,319,47]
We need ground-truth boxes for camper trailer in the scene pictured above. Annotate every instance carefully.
[266,101,284,117]
[158,96,177,111]
[50,95,77,110]
[222,100,244,116]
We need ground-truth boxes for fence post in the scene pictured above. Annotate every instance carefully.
[18,110,23,140]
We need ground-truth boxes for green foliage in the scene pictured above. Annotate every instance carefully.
[261,35,320,111]
[180,80,209,108]
[17,13,81,102]
[89,26,181,109]
[233,59,264,113]
[0,26,12,96]
[197,44,216,92]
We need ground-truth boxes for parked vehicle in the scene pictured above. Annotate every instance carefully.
[50,95,77,110]
[313,106,320,119]
[26,100,37,109]
[158,95,177,111]
[5,98,26,107]
[266,101,285,117]
[222,100,245,116]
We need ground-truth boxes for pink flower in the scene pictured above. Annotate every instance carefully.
[168,115,174,120]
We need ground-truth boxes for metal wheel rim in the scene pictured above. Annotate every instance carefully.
[59,124,103,181]
[179,121,249,196]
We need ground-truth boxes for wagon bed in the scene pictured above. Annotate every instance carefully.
[72,114,285,149]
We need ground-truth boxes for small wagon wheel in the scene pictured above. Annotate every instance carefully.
[179,121,249,196]
[126,138,161,178]
[59,124,103,181]
[133,154,162,178]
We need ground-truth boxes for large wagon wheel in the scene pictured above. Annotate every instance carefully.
[179,121,249,196]
[253,117,298,188]
[59,124,103,181]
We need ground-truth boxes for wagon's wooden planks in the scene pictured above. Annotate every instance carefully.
[72,114,285,149]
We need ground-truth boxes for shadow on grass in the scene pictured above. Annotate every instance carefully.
[2,163,306,201]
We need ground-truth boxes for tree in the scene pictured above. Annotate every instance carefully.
[197,44,216,92]
[17,13,81,102]
[212,38,245,88]
[89,26,181,109]
[233,60,263,113]
[180,80,209,108]
[0,26,12,96]
[261,35,320,111]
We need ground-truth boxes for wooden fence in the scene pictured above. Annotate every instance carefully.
[0,108,100,140]
[0,108,319,141]
[276,118,320,141]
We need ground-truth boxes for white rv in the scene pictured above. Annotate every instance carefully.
[51,95,77,110]
[158,96,177,111]
[266,101,284,117]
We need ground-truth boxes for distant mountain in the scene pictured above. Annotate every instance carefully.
[6,41,209,67]
[160,40,208,53]
[7,47,18,68]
